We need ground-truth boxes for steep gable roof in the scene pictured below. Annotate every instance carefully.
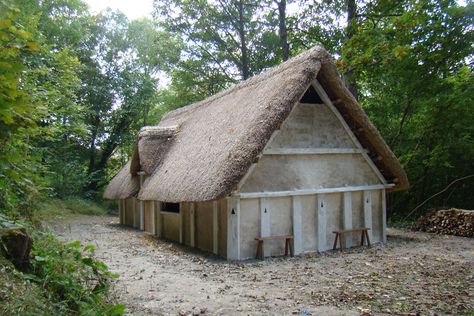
[104,46,408,202]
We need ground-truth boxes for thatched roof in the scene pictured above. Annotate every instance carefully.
[103,161,139,200]
[104,45,409,202]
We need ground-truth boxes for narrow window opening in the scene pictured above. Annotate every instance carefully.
[162,202,180,213]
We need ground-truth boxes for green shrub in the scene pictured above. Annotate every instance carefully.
[27,230,125,315]
[0,216,125,315]
[0,256,57,316]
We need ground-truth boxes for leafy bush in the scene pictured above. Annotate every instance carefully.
[0,216,124,315]
[28,231,124,315]
[0,255,58,315]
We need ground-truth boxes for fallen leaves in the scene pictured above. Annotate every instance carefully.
[57,216,474,315]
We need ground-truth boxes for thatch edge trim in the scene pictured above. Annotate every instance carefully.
[316,59,409,191]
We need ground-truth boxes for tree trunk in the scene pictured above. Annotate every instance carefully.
[276,0,289,61]
[236,0,250,79]
[345,0,358,100]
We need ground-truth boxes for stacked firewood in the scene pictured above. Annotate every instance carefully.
[412,208,474,238]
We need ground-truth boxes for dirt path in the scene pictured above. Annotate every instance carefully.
[52,216,473,315]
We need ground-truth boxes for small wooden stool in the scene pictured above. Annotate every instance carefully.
[255,235,294,260]
[332,227,371,251]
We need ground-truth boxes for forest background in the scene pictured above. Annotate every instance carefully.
[1,0,473,222]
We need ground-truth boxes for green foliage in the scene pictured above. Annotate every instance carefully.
[0,0,39,136]
[0,216,124,315]
[342,0,474,216]
[35,197,108,223]
[28,233,124,315]
[0,255,58,315]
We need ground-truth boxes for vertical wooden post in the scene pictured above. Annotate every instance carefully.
[343,192,353,248]
[179,203,184,244]
[122,200,127,224]
[227,197,241,260]
[259,198,271,257]
[139,201,145,231]
[118,200,123,225]
[212,201,219,255]
[292,196,303,255]
[190,203,196,247]
[150,201,156,235]
[138,172,145,231]
[363,190,373,241]
[382,189,387,243]
[156,201,162,237]
[123,200,127,225]
[132,198,137,228]
[316,194,327,252]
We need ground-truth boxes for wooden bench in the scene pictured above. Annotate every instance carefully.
[333,227,371,251]
[255,235,294,260]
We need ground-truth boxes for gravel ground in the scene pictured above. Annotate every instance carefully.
[52,216,473,315]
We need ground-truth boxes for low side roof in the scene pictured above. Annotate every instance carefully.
[103,160,139,200]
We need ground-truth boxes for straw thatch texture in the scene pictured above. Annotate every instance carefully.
[130,126,179,175]
[137,47,326,202]
[105,45,408,202]
[103,160,139,200]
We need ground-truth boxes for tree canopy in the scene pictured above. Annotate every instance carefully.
[0,0,472,219]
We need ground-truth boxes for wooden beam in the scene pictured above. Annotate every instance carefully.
[139,200,144,231]
[382,189,387,243]
[118,200,123,225]
[259,198,271,257]
[292,196,303,255]
[122,200,127,225]
[155,201,162,237]
[343,192,353,248]
[179,203,183,244]
[212,201,218,255]
[263,148,367,155]
[233,184,394,199]
[190,202,195,247]
[132,198,137,228]
[150,201,155,235]
[236,162,258,191]
[138,173,145,231]
[316,194,327,252]
[312,80,387,185]
[226,197,241,260]
[363,191,373,241]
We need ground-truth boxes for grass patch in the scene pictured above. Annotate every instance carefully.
[36,197,108,222]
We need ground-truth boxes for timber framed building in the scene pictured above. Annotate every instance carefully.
[103,46,408,260]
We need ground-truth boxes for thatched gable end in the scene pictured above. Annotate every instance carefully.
[103,160,139,200]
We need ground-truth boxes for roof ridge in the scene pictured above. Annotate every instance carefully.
[162,45,327,122]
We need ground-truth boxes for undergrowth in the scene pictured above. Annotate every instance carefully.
[387,216,414,229]
[0,199,124,315]
[36,197,108,222]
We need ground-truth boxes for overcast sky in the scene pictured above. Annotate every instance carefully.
[85,0,154,20]
[85,0,468,21]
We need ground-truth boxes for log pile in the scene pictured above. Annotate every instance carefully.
[412,208,474,237]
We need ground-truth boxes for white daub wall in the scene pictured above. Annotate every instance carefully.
[235,99,388,260]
